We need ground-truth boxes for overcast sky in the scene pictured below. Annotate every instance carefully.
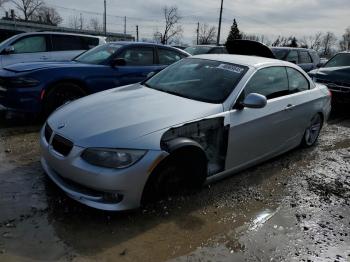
[4,0,350,44]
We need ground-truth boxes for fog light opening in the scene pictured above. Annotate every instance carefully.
[102,193,123,203]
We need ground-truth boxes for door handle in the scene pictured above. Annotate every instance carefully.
[41,56,49,60]
[284,104,295,111]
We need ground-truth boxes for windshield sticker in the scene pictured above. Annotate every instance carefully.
[217,64,244,74]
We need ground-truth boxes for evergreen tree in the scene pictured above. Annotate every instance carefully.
[289,37,298,47]
[226,19,242,43]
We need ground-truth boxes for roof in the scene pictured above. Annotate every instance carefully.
[270,47,312,51]
[108,42,190,52]
[188,45,223,48]
[192,54,289,68]
[15,31,106,39]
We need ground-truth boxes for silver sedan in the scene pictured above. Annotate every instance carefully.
[40,55,331,211]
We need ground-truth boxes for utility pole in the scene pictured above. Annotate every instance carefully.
[136,25,139,42]
[217,0,224,46]
[124,16,127,40]
[196,22,199,45]
[80,13,83,30]
[103,0,107,36]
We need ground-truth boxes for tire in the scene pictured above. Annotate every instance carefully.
[43,82,86,117]
[301,113,323,147]
[141,149,207,204]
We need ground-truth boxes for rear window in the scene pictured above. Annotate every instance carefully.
[271,49,288,60]
[51,35,85,51]
[184,46,212,55]
[299,51,312,64]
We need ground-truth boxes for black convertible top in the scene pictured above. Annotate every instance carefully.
[225,40,276,59]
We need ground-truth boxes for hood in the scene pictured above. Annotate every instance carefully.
[225,40,276,59]
[3,61,92,73]
[309,66,350,83]
[47,83,223,148]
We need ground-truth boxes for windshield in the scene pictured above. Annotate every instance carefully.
[271,48,288,60]
[74,43,123,64]
[145,58,248,103]
[324,53,350,68]
[184,46,212,55]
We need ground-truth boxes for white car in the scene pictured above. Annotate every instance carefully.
[0,32,106,68]
[41,54,331,211]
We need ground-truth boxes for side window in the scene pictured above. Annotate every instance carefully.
[13,36,47,53]
[118,47,154,66]
[299,51,312,64]
[82,37,99,50]
[245,67,289,100]
[286,50,298,63]
[51,35,84,51]
[158,48,183,65]
[286,67,309,93]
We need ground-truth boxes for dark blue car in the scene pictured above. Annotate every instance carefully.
[0,42,189,117]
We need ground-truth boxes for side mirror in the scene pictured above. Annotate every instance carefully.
[241,93,267,109]
[316,63,323,68]
[289,60,297,64]
[147,71,156,78]
[3,46,15,55]
[111,58,126,67]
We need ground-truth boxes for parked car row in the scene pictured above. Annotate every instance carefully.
[0,41,189,117]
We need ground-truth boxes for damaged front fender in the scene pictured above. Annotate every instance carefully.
[160,117,229,176]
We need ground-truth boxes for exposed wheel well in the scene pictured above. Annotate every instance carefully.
[141,145,208,204]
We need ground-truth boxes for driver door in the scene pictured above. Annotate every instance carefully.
[114,46,160,86]
[225,66,297,170]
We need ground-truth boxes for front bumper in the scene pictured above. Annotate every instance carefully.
[40,126,168,211]
[0,85,43,114]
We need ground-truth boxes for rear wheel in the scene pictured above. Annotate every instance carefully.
[301,113,323,147]
[43,82,86,117]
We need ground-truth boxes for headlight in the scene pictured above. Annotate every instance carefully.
[9,77,40,87]
[81,148,146,169]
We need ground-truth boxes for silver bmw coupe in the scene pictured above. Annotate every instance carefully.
[40,55,331,211]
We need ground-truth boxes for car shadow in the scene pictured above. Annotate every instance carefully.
[328,104,350,124]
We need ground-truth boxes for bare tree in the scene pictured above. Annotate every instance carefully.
[0,0,9,7]
[300,32,323,51]
[322,32,337,56]
[11,0,43,21]
[156,6,183,45]
[198,24,216,44]
[34,5,62,25]
[69,14,84,30]
[89,17,103,33]
[242,33,262,42]
[339,27,350,51]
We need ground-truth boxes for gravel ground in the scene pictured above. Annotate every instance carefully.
[0,108,349,262]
